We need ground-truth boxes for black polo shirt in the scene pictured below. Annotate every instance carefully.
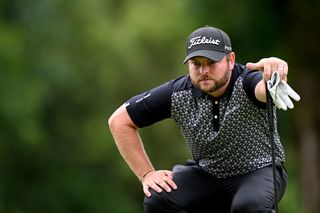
[126,63,264,128]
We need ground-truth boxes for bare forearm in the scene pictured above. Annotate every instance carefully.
[108,105,154,180]
[255,80,267,103]
[112,126,154,179]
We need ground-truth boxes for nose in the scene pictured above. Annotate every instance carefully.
[199,64,210,75]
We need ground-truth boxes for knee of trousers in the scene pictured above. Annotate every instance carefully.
[143,190,181,213]
[231,195,273,213]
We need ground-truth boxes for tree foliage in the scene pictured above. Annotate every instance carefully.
[0,0,318,212]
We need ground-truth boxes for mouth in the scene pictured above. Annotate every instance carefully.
[199,79,213,84]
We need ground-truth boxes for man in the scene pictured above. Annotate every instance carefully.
[108,26,298,212]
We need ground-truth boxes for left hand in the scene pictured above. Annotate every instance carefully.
[246,57,288,82]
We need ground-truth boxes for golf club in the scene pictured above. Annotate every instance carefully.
[266,81,278,213]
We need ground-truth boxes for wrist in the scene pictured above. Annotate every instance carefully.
[139,169,154,182]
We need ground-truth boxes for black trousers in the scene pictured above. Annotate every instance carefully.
[144,160,287,213]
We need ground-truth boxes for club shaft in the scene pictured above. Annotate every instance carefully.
[266,82,278,213]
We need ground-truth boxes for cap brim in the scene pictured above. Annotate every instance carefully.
[183,50,226,64]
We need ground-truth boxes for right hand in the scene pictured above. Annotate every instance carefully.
[267,71,300,110]
[246,57,288,81]
[142,170,177,197]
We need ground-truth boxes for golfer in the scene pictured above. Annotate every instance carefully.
[109,26,294,213]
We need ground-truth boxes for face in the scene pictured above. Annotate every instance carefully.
[188,54,235,97]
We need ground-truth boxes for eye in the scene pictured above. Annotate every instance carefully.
[207,60,216,66]
[191,61,201,67]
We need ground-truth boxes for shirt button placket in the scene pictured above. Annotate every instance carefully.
[212,99,219,131]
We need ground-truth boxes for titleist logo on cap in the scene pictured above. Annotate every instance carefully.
[188,36,220,49]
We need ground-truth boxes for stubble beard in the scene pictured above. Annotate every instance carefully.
[197,66,231,94]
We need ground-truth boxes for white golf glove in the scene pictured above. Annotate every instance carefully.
[267,71,301,110]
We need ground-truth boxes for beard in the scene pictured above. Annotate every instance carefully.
[196,65,231,94]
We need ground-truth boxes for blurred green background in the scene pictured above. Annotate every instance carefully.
[1,0,319,212]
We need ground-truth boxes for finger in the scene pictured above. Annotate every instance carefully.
[165,178,177,190]
[275,93,287,110]
[150,183,163,194]
[283,62,288,81]
[278,82,289,95]
[288,89,300,101]
[277,61,288,81]
[272,97,282,110]
[156,179,172,193]
[263,62,272,81]
[276,64,284,80]
[278,88,294,109]
[143,184,152,197]
[281,81,301,101]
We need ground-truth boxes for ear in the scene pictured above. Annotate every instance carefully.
[228,52,236,70]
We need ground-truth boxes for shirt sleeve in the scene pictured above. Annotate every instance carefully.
[242,70,266,108]
[125,81,173,128]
